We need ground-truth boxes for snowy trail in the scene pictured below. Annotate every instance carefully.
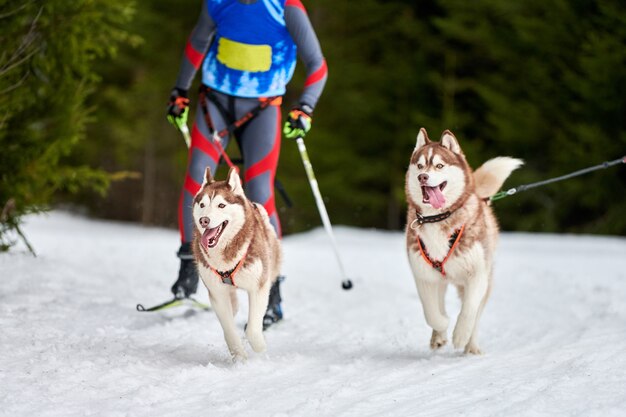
[1,212,625,417]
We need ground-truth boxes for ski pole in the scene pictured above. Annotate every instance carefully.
[295,136,353,290]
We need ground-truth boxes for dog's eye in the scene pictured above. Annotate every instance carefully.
[436,163,444,169]
[417,164,424,170]
[218,203,226,209]
[199,203,205,208]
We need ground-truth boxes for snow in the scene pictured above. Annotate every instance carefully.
[1,211,626,417]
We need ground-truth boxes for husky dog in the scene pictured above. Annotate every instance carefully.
[192,167,281,361]
[405,128,522,354]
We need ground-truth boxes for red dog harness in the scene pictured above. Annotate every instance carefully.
[417,225,465,277]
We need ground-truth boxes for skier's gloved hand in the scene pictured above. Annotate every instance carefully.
[283,104,313,139]
[166,87,190,129]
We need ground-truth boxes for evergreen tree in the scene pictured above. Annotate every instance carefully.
[71,0,200,227]
[280,0,439,231]
[0,0,136,250]
[17,0,622,237]
[434,0,626,233]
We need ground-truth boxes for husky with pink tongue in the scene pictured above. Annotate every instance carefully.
[192,166,281,362]
[405,128,522,355]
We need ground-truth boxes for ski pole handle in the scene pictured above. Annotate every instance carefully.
[179,123,191,148]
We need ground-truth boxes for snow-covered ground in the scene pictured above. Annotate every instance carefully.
[1,211,625,417]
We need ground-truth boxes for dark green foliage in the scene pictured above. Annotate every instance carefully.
[432,0,626,234]
[70,0,203,226]
[3,0,624,242]
[0,0,136,250]
[290,0,625,234]
[281,0,428,231]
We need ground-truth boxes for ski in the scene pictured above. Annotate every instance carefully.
[136,297,210,312]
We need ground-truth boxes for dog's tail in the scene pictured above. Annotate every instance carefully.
[474,157,524,199]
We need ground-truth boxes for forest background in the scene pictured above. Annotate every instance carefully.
[1,0,625,251]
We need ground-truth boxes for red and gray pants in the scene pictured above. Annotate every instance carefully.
[178,88,282,244]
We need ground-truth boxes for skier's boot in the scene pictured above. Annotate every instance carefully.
[263,276,284,330]
[171,243,199,299]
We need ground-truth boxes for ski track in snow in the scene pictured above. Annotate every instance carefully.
[1,211,625,417]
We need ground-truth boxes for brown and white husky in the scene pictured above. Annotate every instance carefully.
[405,128,522,354]
[192,167,281,361]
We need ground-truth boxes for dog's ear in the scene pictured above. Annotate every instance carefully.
[415,128,431,150]
[226,167,244,196]
[440,130,462,154]
[201,167,214,188]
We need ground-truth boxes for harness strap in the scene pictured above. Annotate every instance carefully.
[199,85,281,139]
[198,88,237,170]
[210,251,248,287]
[198,85,280,172]
[417,224,466,277]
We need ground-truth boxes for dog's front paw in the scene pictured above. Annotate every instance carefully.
[452,321,472,349]
[464,341,483,355]
[231,350,248,363]
[430,330,447,350]
[228,341,248,362]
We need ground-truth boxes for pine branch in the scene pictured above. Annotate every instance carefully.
[1,199,36,257]
[0,6,43,77]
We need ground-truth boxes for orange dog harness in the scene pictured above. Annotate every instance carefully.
[210,251,248,287]
[417,225,465,277]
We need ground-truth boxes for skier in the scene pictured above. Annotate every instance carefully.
[166,0,328,328]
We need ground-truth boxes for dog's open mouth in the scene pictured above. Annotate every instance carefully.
[201,220,228,250]
[422,181,447,209]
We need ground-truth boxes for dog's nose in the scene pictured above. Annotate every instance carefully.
[199,217,210,228]
[418,173,429,184]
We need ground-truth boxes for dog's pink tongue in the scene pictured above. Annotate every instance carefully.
[425,186,446,209]
[201,226,220,248]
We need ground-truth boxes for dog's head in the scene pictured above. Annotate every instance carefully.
[406,128,472,213]
[192,167,248,252]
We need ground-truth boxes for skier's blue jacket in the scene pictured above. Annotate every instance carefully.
[175,0,327,108]
[202,0,297,97]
